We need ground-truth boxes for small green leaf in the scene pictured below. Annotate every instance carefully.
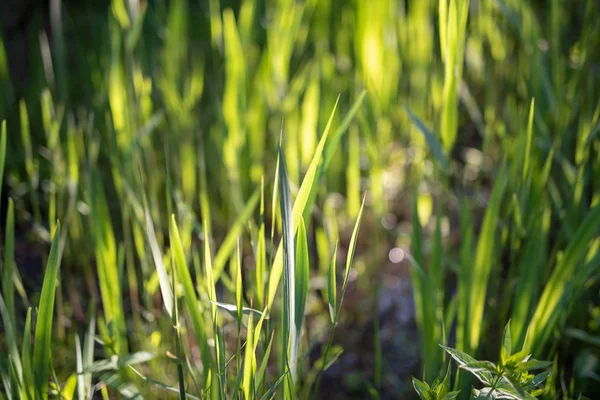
[501,320,512,363]
[519,359,552,371]
[441,346,493,385]
[412,377,431,400]
[442,391,461,400]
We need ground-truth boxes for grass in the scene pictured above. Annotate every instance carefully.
[1,0,600,398]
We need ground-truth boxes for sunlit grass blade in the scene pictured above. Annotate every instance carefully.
[524,204,600,354]
[314,195,365,397]
[294,216,309,354]
[467,168,507,354]
[139,166,174,318]
[277,145,297,392]
[32,222,61,400]
[203,222,225,397]
[267,98,355,310]
[213,187,260,282]
[522,98,535,182]
[256,331,275,394]
[256,177,267,309]
[242,310,255,399]
[323,90,367,171]
[88,174,126,354]
[169,215,212,380]
[340,195,366,310]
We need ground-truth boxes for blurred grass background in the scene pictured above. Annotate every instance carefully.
[1,0,600,398]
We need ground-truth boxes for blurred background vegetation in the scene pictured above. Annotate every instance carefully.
[0,0,600,398]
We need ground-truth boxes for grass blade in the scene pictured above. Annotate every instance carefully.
[3,198,15,327]
[0,120,6,204]
[33,222,61,400]
[327,243,338,324]
[170,215,212,380]
[294,216,309,356]
[21,308,33,400]
[277,145,297,389]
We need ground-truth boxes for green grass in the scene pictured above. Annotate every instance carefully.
[1,0,600,398]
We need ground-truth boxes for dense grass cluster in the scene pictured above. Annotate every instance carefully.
[1,0,600,398]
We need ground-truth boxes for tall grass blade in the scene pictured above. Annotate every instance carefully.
[0,293,21,400]
[21,308,33,400]
[170,215,212,380]
[33,222,61,400]
[327,243,338,324]
[295,217,309,352]
[467,169,507,354]
[0,120,5,204]
[3,198,15,327]
[277,145,297,390]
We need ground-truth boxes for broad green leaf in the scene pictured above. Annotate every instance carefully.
[441,346,493,385]
[460,361,499,375]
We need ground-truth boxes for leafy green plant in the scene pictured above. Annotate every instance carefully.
[416,322,552,400]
